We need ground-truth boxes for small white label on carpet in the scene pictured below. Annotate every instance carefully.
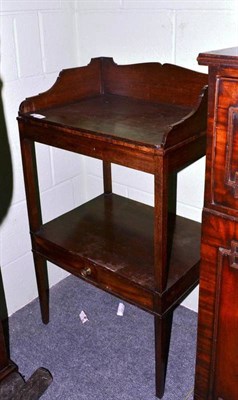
[79,310,89,324]
[117,302,125,316]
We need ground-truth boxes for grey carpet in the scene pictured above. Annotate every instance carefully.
[9,275,196,399]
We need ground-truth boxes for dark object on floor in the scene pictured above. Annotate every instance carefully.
[0,316,52,400]
[0,367,52,400]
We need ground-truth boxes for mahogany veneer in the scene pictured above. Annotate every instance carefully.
[194,47,238,400]
[17,57,208,398]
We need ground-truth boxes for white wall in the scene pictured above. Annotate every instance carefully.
[0,0,237,316]
[0,0,86,315]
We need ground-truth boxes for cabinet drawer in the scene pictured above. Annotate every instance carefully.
[202,209,238,248]
[212,77,238,214]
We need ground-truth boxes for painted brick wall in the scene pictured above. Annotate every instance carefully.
[0,0,85,315]
[0,0,237,315]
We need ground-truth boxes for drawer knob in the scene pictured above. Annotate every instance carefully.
[80,267,92,277]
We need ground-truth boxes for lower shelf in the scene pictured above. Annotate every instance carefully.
[33,194,201,313]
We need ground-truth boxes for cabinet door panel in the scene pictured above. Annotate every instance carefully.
[212,77,238,213]
[212,244,238,400]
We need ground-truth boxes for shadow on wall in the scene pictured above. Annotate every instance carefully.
[0,78,13,225]
[0,77,14,353]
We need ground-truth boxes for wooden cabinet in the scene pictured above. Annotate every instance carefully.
[17,58,208,398]
[194,47,238,400]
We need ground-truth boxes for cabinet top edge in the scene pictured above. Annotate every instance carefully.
[197,46,238,67]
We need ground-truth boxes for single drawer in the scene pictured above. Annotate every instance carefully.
[211,77,238,215]
[33,237,154,314]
